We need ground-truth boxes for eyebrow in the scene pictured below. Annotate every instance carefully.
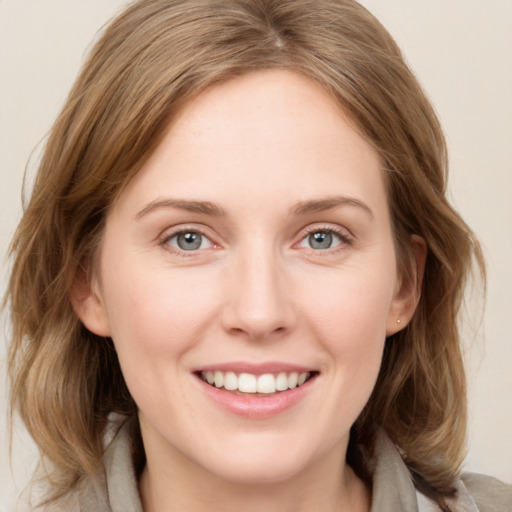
[135,195,373,220]
[135,198,227,219]
[289,196,374,218]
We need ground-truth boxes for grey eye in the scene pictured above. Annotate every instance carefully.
[308,232,333,249]
[300,230,342,250]
[168,231,211,251]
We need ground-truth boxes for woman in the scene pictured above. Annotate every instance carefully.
[6,0,512,510]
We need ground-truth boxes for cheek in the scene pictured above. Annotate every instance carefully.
[99,264,224,417]
[100,260,221,366]
[301,268,395,347]
[298,266,394,396]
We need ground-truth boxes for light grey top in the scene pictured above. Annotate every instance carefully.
[26,420,512,512]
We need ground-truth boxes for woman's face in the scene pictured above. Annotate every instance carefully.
[77,70,415,485]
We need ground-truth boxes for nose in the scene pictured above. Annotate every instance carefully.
[221,245,296,342]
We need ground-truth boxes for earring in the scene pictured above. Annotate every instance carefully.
[397,319,401,324]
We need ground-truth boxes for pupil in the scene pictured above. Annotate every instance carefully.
[310,232,332,249]
[178,232,201,250]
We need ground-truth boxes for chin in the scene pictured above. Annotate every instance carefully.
[208,459,306,486]
[193,434,326,486]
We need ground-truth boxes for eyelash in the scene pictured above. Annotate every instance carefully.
[158,224,353,257]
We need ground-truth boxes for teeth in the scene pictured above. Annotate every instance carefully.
[257,374,275,394]
[276,372,289,391]
[224,371,238,391]
[297,372,308,386]
[214,371,224,388]
[200,370,312,394]
[238,373,257,393]
[288,372,298,389]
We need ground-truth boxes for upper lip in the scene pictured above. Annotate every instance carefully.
[193,361,317,375]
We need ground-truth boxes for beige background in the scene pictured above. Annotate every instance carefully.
[1,1,511,509]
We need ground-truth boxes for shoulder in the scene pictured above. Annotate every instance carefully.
[461,473,512,512]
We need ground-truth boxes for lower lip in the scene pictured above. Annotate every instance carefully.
[195,375,317,419]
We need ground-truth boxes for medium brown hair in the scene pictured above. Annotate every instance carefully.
[7,0,484,508]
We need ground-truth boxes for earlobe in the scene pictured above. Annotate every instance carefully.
[386,235,427,336]
[70,268,111,337]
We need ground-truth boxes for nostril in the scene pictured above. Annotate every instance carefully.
[225,324,289,343]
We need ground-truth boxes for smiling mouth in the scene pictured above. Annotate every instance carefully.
[196,370,318,395]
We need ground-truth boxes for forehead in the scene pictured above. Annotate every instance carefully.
[114,69,387,219]
[167,70,371,160]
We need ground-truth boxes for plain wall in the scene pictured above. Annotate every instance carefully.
[1,1,511,509]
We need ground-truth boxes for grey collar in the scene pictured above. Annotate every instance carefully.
[369,430,420,512]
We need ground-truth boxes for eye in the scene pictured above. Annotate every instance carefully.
[299,229,344,250]
[165,231,213,251]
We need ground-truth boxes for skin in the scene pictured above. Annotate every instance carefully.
[73,70,424,512]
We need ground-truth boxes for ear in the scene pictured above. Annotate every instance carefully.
[386,235,427,336]
[70,267,111,337]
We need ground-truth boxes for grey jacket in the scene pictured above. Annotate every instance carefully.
[30,420,512,512]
